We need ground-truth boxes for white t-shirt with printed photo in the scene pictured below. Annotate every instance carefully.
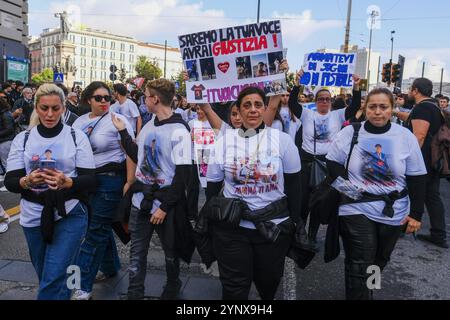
[326,122,427,226]
[278,106,302,141]
[301,108,346,155]
[73,112,135,168]
[110,98,140,132]
[189,119,215,187]
[6,125,95,227]
[207,127,301,229]
[131,116,192,214]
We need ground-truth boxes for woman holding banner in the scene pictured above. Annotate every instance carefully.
[289,70,361,244]
[205,86,312,300]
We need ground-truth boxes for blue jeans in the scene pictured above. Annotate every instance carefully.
[22,202,88,300]
[76,174,124,292]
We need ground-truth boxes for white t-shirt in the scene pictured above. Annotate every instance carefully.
[326,122,427,225]
[6,125,95,227]
[207,127,301,229]
[110,98,140,132]
[189,119,215,188]
[132,116,192,213]
[301,108,346,155]
[186,109,198,122]
[278,106,302,141]
[73,112,135,168]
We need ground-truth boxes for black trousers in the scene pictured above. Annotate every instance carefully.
[339,214,402,300]
[300,160,321,241]
[425,172,447,241]
[187,164,200,220]
[211,220,294,300]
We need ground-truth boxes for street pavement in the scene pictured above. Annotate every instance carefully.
[0,179,449,300]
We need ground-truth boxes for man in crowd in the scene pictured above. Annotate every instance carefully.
[12,87,34,131]
[111,83,142,135]
[439,96,449,111]
[397,78,448,249]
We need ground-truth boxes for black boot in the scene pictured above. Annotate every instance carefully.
[160,257,182,300]
[344,263,371,300]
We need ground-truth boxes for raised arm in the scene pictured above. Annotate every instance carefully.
[344,74,362,120]
[288,70,305,119]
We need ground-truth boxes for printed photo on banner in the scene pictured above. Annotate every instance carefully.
[186,60,200,82]
[178,20,286,103]
[235,56,252,79]
[200,58,216,80]
[300,52,357,88]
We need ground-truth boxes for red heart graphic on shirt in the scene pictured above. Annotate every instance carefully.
[218,62,230,73]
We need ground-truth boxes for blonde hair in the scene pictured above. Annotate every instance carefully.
[29,83,66,129]
[34,83,65,107]
[146,79,175,106]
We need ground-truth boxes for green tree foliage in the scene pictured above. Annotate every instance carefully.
[31,68,54,85]
[135,56,162,81]
[171,70,186,96]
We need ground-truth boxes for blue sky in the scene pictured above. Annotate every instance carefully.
[28,0,450,82]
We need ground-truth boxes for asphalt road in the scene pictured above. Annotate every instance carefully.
[1,179,449,300]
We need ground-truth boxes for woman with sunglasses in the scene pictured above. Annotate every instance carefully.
[289,70,362,243]
[71,82,135,300]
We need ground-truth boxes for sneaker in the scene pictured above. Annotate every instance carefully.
[0,186,7,192]
[71,289,93,300]
[417,234,449,249]
[0,213,9,234]
[160,279,182,300]
[95,271,116,282]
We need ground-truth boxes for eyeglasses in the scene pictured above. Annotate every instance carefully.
[317,97,331,103]
[91,95,111,102]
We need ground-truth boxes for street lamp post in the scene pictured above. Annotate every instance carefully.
[367,10,379,91]
[390,30,395,63]
[440,68,444,94]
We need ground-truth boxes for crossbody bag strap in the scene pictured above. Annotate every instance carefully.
[87,112,109,138]
[345,122,362,175]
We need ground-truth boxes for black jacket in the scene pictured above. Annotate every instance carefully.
[0,110,15,143]
[12,98,34,126]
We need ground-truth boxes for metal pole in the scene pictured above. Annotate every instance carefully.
[164,40,167,79]
[377,55,381,85]
[390,31,395,62]
[343,0,352,54]
[440,68,444,94]
[342,0,352,94]
[422,62,425,77]
[367,11,377,89]
[257,0,261,23]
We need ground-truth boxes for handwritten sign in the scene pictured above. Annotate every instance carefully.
[179,20,287,103]
[300,52,357,88]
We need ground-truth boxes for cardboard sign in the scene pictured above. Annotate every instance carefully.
[300,52,357,88]
[179,20,287,103]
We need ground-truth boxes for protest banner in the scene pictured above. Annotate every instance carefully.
[179,20,286,103]
[300,52,357,88]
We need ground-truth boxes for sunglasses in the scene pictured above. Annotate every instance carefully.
[92,95,112,102]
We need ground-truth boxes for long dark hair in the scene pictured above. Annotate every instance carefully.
[80,81,111,105]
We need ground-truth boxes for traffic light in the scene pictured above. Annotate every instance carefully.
[382,63,392,83]
[391,63,401,83]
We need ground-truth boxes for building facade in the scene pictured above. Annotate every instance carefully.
[34,25,182,87]
[137,42,182,79]
[0,0,29,82]
[28,37,41,75]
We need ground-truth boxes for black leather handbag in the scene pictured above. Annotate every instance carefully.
[309,123,361,225]
[206,196,248,227]
[309,121,328,188]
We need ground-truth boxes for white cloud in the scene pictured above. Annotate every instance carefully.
[30,0,236,45]
[378,48,450,82]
